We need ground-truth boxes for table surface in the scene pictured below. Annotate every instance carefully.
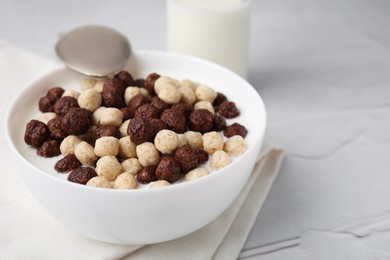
[2,0,390,259]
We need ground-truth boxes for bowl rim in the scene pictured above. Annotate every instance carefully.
[4,50,267,194]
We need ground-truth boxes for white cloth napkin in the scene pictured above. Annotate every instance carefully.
[0,43,284,260]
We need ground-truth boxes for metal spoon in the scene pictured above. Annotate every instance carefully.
[55,25,131,77]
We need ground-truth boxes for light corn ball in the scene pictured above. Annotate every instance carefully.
[158,84,182,104]
[86,176,111,188]
[194,101,214,114]
[38,112,57,125]
[95,156,123,181]
[92,106,106,125]
[177,134,187,147]
[60,135,82,155]
[179,85,196,105]
[62,89,81,99]
[136,142,160,167]
[119,119,130,137]
[94,136,120,157]
[149,180,171,189]
[113,172,138,189]
[78,88,102,112]
[81,78,97,91]
[202,131,224,154]
[74,141,98,166]
[100,107,123,127]
[154,76,176,94]
[121,158,142,175]
[224,135,247,156]
[181,79,198,92]
[94,79,105,93]
[195,84,217,102]
[184,131,203,149]
[154,129,180,154]
[124,86,141,105]
[183,167,209,181]
[210,150,231,170]
[139,88,150,98]
[118,136,136,159]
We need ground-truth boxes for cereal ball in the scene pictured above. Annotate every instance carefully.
[86,176,111,188]
[103,78,126,96]
[150,118,167,133]
[68,167,97,185]
[134,104,159,119]
[179,85,196,105]
[136,142,160,167]
[184,131,203,149]
[202,131,224,154]
[150,96,170,116]
[120,107,132,121]
[128,94,150,118]
[78,89,102,112]
[213,92,228,106]
[183,167,209,182]
[181,79,198,92]
[210,150,231,170]
[24,120,49,148]
[81,78,97,91]
[60,135,82,155]
[213,115,227,131]
[124,86,141,105]
[61,107,91,135]
[53,96,79,116]
[144,72,160,95]
[216,101,240,119]
[55,154,82,173]
[113,70,134,91]
[224,135,247,156]
[223,122,248,138]
[154,129,180,154]
[74,141,98,166]
[157,83,182,104]
[79,125,97,145]
[62,89,81,99]
[136,166,157,184]
[94,136,120,157]
[194,101,214,114]
[113,172,138,189]
[177,134,187,147]
[95,156,123,181]
[91,106,106,125]
[37,140,61,158]
[196,149,209,164]
[195,84,217,102]
[173,145,199,173]
[171,103,194,119]
[134,78,145,88]
[139,88,150,98]
[156,157,181,183]
[100,107,123,127]
[119,119,130,137]
[118,136,137,159]
[121,158,142,175]
[47,117,67,140]
[160,108,187,133]
[38,112,57,125]
[188,109,214,134]
[149,180,171,189]
[102,90,125,108]
[154,76,175,95]
[46,87,65,101]
[94,79,105,93]
[95,125,121,139]
[39,96,55,112]
[128,117,155,145]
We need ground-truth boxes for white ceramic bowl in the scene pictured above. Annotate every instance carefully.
[5,51,266,245]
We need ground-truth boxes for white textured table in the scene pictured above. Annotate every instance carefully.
[1,0,390,259]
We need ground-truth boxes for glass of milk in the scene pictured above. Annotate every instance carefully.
[167,0,252,79]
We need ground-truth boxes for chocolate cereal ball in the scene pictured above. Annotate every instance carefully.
[136,166,157,184]
[55,154,82,173]
[113,70,134,92]
[101,89,125,108]
[68,167,97,185]
[134,104,159,119]
[150,118,167,133]
[196,149,209,164]
[173,145,199,173]
[188,109,214,134]
[128,94,150,118]
[144,72,160,95]
[160,108,187,134]
[171,103,194,119]
[223,122,248,138]
[46,87,65,101]
[216,101,240,119]
[155,157,182,183]
[53,96,79,116]
[47,117,67,140]
[95,125,121,139]
[37,140,61,158]
[213,115,227,132]
[213,92,228,107]
[24,119,49,148]
[150,96,170,116]
[61,107,91,135]
[128,117,155,145]
[39,96,55,112]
